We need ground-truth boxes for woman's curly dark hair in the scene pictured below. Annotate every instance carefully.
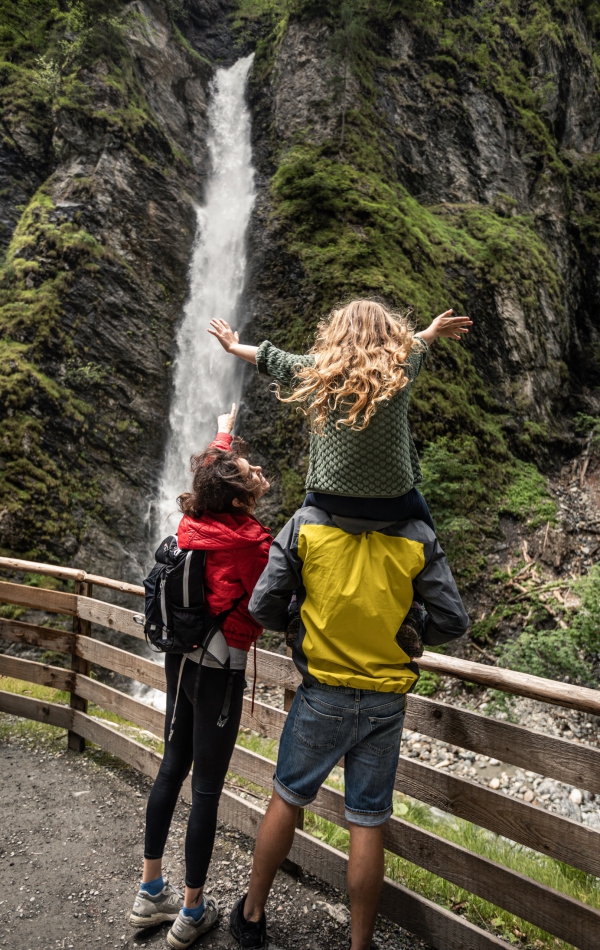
[177,437,257,517]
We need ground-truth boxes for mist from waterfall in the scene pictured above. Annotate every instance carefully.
[154,54,256,541]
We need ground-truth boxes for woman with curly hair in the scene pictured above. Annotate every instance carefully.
[208,300,471,528]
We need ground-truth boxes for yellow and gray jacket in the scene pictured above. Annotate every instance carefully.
[248,507,469,694]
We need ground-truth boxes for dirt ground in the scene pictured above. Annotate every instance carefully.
[0,731,431,950]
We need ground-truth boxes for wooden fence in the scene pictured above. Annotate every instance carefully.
[0,556,599,950]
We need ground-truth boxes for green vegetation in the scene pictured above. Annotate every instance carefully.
[0,674,163,751]
[411,669,440,696]
[469,565,600,686]
[0,186,105,557]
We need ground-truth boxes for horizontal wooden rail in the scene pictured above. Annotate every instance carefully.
[419,652,600,715]
[75,637,166,692]
[0,580,77,615]
[0,556,145,597]
[0,617,76,653]
[228,745,600,949]
[406,694,600,795]
[74,676,165,738]
[0,687,74,729]
[0,653,74,693]
[77,596,144,639]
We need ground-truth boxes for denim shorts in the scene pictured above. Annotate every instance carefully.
[274,683,406,827]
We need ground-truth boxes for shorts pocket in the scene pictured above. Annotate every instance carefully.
[364,708,405,756]
[293,693,343,750]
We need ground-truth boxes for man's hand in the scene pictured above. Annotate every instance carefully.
[416,310,472,346]
[208,319,239,352]
[217,403,236,434]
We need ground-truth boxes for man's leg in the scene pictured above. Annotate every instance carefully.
[243,790,300,921]
[347,823,384,950]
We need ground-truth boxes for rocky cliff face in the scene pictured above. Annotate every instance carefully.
[0,0,237,578]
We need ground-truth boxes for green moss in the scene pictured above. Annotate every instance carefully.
[272,141,562,320]
[498,462,557,528]
[0,186,105,558]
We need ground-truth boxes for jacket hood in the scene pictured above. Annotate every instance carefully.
[178,511,271,552]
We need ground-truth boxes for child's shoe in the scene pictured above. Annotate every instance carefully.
[129,879,183,928]
[395,602,425,658]
[167,897,219,949]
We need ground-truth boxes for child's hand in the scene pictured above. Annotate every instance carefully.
[416,310,472,346]
[208,319,259,365]
[217,403,236,433]
[430,310,472,340]
[208,319,239,352]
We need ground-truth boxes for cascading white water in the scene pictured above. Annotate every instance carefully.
[136,56,256,712]
[155,54,256,538]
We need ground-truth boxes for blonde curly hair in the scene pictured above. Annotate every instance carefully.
[279,299,418,433]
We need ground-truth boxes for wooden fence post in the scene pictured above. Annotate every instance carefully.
[281,645,304,876]
[68,579,92,752]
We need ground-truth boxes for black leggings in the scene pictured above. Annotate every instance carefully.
[144,655,245,888]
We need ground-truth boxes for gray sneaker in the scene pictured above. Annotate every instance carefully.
[129,879,184,928]
[167,896,219,949]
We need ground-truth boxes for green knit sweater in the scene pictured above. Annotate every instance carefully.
[256,339,428,498]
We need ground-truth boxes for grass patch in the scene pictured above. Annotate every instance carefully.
[0,675,163,750]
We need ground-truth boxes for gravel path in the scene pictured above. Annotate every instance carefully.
[0,730,430,950]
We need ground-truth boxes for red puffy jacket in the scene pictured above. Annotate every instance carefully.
[176,434,273,651]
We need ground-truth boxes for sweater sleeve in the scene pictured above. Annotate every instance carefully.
[256,340,314,386]
[406,338,428,383]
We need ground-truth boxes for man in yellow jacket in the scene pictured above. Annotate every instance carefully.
[230,505,469,950]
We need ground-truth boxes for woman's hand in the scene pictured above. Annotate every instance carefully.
[208,319,239,352]
[207,319,258,365]
[416,310,472,345]
[217,403,236,434]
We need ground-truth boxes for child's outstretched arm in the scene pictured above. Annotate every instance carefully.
[208,319,258,364]
[416,309,472,346]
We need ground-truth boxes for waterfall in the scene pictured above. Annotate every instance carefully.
[155,54,256,539]
[136,55,255,712]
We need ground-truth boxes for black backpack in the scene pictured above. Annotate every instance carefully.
[142,535,242,658]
